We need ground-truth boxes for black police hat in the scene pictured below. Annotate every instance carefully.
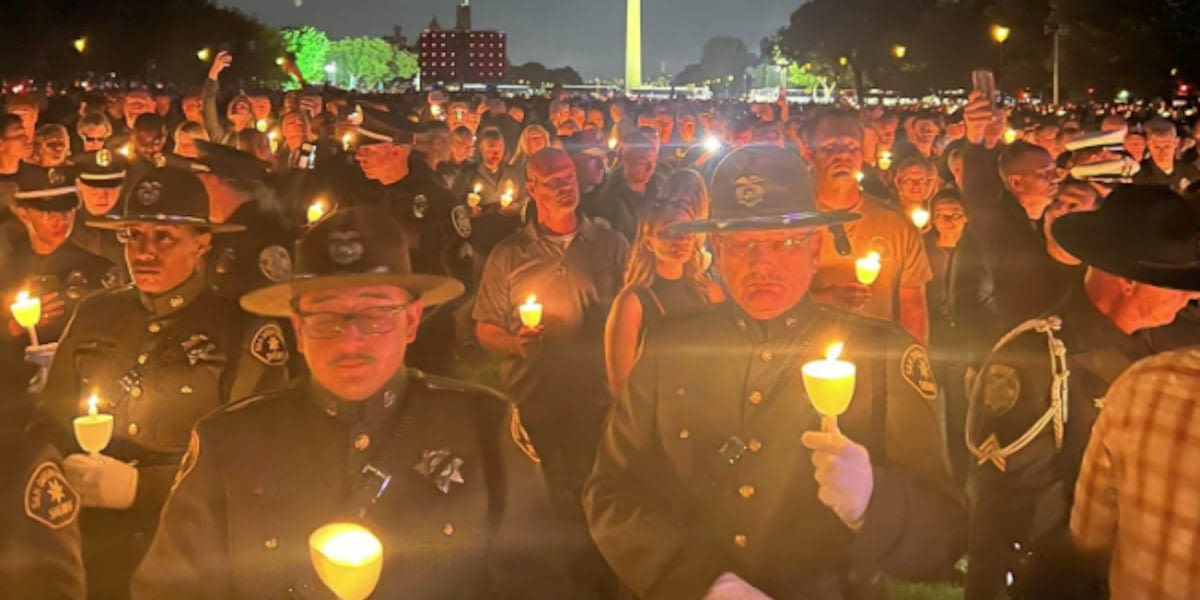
[12,166,79,212]
[350,105,415,146]
[70,149,128,189]
[194,140,271,182]
[671,146,859,234]
[86,168,245,233]
[1052,184,1200,291]
[240,206,463,317]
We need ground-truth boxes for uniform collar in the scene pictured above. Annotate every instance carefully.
[729,297,822,342]
[138,270,207,317]
[520,215,599,244]
[309,370,410,426]
[1067,289,1154,360]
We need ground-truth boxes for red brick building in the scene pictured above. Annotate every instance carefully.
[418,9,507,86]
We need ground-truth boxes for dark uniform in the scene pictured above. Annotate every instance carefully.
[584,146,965,600]
[68,148,131,267]
[1,434,86,600]
[132,372,570,600]
[206,199,294,299]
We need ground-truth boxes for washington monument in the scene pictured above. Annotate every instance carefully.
[625,0,642,90]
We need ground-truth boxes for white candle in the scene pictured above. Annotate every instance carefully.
[877,150,893,171]
[309,522,384,600]
[73,394,113,457]
[519,295,543,329]
[467,182,483,208]
[802,342,857,431]
[500,182,515,208]
[10,290,41,346]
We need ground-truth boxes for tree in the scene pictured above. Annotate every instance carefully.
[327,36,406,89]
[506,62,583,87]
[699,37,755,83]
[282,26,331,84]
[390,48,419,81]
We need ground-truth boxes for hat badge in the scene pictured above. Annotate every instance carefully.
[328,230,365,266]
[413,194,428,219]
[47,168,64,186]
[734,175,766,208]
[153,153,167,168]
[136,181,163,206]
[96,149,112,168]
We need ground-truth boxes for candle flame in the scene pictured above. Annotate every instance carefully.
[307,201,327,224]
[118,144,132,158]
[256,119,269,132]
[826,342,844,361]
[864,251,880,264]
[911,207,931,228]
[607,137,618,150]
[473,182,482,194]
[87,394,99,416]
[855,171,865,183]
[15,290,30,303]
[523,294,538,307]
[1003,128,1018,145]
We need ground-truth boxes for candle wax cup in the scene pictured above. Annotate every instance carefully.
[854,258,881,285]
[519,303,543,329]
[73,413,114,454]
[802,359,857,417]
[309,523,384,600]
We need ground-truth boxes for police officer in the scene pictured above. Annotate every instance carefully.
[30,167,290,599]
[965,185,1200,600]
[1,428,85,600]
[192,140,295,299]
[583,146,966,600]
[133,206,571,599]
[69,148,129,266]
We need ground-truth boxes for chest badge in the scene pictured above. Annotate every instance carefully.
[414,449,465,494]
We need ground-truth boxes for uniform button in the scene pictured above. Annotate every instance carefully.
[252,486,265,496]
[180,385,193,394]
[127,422,140,437]
[354,433,371,451]
[678,429,690,440]
[137,353,148,365]
[675,387,686,397]
[737,320,747,331]
[748,391,763,405]
[264,538,278,549]
[760,349,773,362]
[733,534,748,549]
[130,386,142,399]
[747,439,762,453]
[325,405,338,417]
[442,523,455,536]
[739,485,756,499]
[169,295,184,308]
[382,390,396,408]
[148,322,161,333]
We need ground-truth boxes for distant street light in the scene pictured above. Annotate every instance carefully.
[275,57,286,66]
[839,56,849,67]
[991,25,1011,44]
[325,63,337,75]
[73,37,87,54]
[892,44,907,59]
[197,48,211,62]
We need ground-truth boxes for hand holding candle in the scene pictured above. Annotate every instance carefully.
[802,342,857,433]
[309,522,384,600]
[854,252,882,285]
[73,394,113,457]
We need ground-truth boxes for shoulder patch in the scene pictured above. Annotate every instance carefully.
[172,430,201,491]
[982,363,1021,417]
[510,408,541,464]
[257,245,293,283]
[451,204,472,239]
[24,461,80,530]
[900,344,938,401]
[250,322,289,366]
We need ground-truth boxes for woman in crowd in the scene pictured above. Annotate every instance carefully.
[30,124,70,168]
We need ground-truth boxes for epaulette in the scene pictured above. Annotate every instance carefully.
[221,393,271,414]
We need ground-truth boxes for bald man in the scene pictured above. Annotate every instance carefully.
[474,148,628,596]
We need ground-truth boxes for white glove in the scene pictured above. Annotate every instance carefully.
[800,429,874,531]
[703,572,773,600]
[63,454,138,510]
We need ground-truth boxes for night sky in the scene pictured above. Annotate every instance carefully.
[218,0,800,80]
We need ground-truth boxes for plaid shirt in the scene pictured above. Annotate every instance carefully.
[1071,347,1200,600]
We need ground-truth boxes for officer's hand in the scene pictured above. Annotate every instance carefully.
[800,429,874,531]
[40,292,66,325]
[811,283,871,312]
[703,572,773,600]
[63,454,138,510]
[963,91,994,145]
[515,326,543,359]
[208,51,233,81]
[24,341,58,369]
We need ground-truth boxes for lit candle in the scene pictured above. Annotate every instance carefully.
[802,342,857,432]
[518,295,543,329]
[910,207,931,229]
[267,129,280,154]
[73,394,113,457]
[500,182,515,208]
[854,252,882,285]
[1003,128,1018,145]
[256,118,269,133]
[467,182,482,208]
[307,200,328,224]
[854,171,865,185]
[118,144,133,158]
[342,133,353,151]
[309,523,384,600]
[10,290,41,346]
[607,136,618,151]
[877,150,893,171]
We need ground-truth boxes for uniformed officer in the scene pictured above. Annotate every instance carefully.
[965,185,1200,600]
[132,206,571,599]
[584,146,966,600]
[30,167,290,600]
[192,140,295,300]
[1,428,86,600]
[69,148,129,266]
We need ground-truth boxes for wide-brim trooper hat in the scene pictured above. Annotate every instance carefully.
[86,167,245,233]
[240,205,464,317]
[671,145,859,234]
[1052,184,1200,291]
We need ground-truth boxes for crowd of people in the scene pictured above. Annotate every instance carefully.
[3,48,1200,600]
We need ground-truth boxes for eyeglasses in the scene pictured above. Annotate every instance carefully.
[82,136,109,144]
[716,232,815,257]
[934,212,966,223]
[295,305,407,339]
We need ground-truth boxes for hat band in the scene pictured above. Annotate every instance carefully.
[292,265,395,281]
[14,186,78,200]
[105,214,212,226]
[357,127,394,143]
[80,171,127,182]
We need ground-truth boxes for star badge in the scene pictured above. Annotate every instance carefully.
[414,449,465,494]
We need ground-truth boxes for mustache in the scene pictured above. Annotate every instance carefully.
[332,353,375,366]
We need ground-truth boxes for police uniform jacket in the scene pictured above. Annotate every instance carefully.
[30,270,289,589]
[132,371,571,600]
[0,435,85,600]
[584,299,965,600]
[966,289,1161,600]
[386,150,472,282]
[207,197,295,300]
